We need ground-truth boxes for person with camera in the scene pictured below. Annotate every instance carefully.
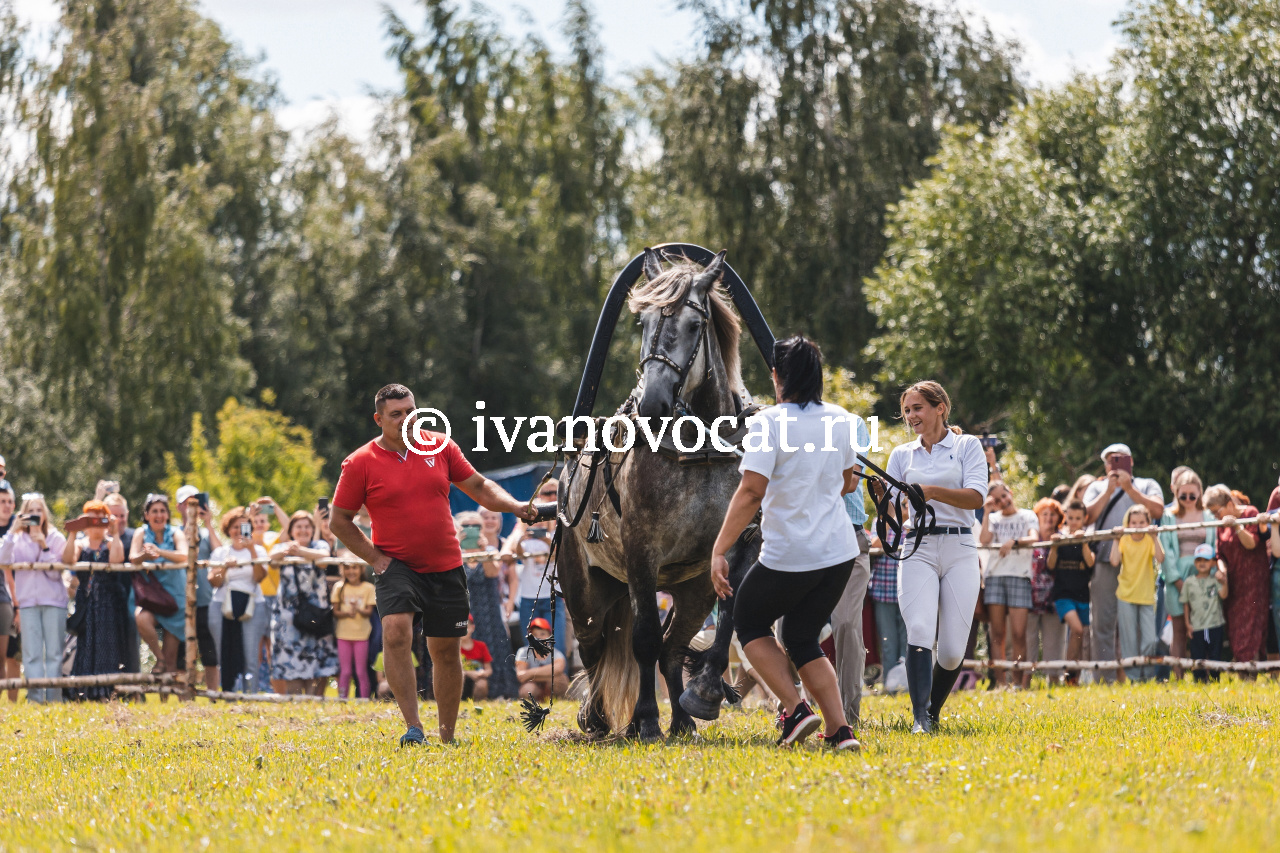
[209,507,269,693]
[62,500,129,698]
[329,384,539,746]
[270,510,339,696]
[1082,444,1165,681]
[504,515,564,654]
[0,494,68,702]
[456,511,517,699]
[175,485,222,691]
[128,493,190,681]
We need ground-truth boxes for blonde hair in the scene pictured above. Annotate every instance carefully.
[16,496,51,535]
[1171,469,1204,514]
[900,380,963,435]
[1122,504,1152,527]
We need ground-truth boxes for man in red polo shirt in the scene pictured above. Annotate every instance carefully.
[330,384,537,745]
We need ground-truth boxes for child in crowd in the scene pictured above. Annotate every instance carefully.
[1182,543,1228,682]
[1109,504,1165,681]
[1048,500,1095,684]
[515,617,567,701]
[460,615,493,700]
[332,562,375,698]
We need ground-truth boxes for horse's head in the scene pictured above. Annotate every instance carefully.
[629,249,728,420]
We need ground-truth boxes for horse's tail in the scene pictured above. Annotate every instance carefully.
[587,596,639,734]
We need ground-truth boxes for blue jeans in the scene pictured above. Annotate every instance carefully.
[1271,561,1280,655]
[873,600,908,678]
[519,597,566,654]
[20,605,67,703]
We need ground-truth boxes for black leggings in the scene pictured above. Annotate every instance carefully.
[733,558,854,669]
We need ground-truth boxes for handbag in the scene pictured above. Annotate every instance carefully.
[221,588,256,622]
[133,570,178,617]
[291,565,334,637]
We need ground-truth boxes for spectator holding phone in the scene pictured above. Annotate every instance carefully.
[270,510,339,695]
[504,518,564,653]
[102,492,140,675]
[0,494,68,702]
[332,561,375,698]
[457,510,517,699]
[1083,444,1164,681]
[129,493,189,679]
[176,485,221,690]
[209,507,269,693]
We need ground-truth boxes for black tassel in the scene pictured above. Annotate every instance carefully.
[526,631,553,657]
[721,678,741,705]
[680,646,706,675]
[519,697,551,733]
[586,511,603,543]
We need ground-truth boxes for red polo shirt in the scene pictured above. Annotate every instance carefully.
[333,435,476,573]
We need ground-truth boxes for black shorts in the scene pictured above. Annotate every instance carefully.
[196,605,218,667]
[734,558,855,669]
[374,560,470,638]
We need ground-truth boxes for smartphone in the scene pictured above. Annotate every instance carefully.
[239,521,253,538]
[103,481,120,494]
[195,492,209,511]
[460,524,482,551]
[1111,456,1133,475]
[24,514,41,527]
[979,435,999,449]
[317,497,329,512]
[527,527,549,540]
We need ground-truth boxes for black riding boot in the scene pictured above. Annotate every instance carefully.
[906,645,934,733]
[927,662,963,727]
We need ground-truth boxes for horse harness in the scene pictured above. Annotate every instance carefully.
[639,290,711,420]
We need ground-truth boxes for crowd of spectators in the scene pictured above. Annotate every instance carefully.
[0,440,1276,706]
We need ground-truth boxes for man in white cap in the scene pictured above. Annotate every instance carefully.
[1082,443,1165,680]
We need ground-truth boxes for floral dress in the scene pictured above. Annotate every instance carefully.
[1218,506,1271,662]
[270,540,339,681]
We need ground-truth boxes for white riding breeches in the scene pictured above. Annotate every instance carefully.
[897,535,981,670]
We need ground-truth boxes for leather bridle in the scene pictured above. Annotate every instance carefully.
[637,294,712,418]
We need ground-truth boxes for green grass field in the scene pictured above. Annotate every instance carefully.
[2,680,1278,852]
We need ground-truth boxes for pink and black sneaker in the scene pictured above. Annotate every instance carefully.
[819,725,861,751]
[776,700,821,746]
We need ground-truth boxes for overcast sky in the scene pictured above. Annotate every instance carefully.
[13,0,1130,135]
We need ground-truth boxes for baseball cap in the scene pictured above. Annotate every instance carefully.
[1100,443,1132,461]
[529,617,552,632]
[1193,543,1215,561]
[0,454,6,466]
[175,484,199,505]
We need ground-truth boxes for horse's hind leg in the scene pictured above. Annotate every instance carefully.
[662,573,718,738]
[680,528,760,720]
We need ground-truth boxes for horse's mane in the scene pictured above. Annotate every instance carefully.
[627,259,743,393]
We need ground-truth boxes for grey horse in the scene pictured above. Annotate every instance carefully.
[555,249,761,740]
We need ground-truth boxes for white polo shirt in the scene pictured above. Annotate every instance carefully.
[885,430,989,530]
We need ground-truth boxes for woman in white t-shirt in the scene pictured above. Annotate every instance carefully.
[978,481,1038,686]
[711,336,861,751]
[882,381,988,734]
[208,507,268,693]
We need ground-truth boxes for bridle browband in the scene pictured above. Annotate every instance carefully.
[637,293,712,418]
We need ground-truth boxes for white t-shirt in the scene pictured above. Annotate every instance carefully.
[516,536,557,600]
[738,402,860,572]
[209,544,267,603]
[885,431,989,530]
[983,508,1038,579]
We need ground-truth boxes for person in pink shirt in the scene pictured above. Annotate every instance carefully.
[0,494,69,702]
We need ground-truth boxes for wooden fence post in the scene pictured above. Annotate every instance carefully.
[185,534,198,700]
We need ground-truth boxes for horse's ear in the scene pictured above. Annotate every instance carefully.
[692,250,727,292]
[642,247,665,281]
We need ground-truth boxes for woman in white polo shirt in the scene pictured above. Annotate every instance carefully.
[711,336,862,751]
[882,381,988,734]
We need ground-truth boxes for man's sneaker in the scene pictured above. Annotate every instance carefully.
[776,700,821,746]
[399,725,426,747]
[820,725,861,751]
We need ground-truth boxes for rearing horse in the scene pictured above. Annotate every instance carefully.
[555,249,763,740]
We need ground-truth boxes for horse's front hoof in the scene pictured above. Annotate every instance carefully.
[678,685,723,721]
[668,717,698,739]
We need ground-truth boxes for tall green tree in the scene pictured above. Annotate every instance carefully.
[0,0,284,497]
[642,0,1023,384]
[869,0,1280,499]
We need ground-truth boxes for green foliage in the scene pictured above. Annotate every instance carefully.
[869,0,1280,500]
[162,398,329,515]
[5,684,1280,850]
